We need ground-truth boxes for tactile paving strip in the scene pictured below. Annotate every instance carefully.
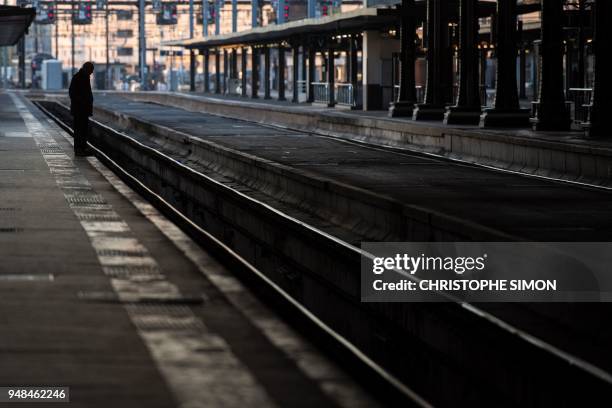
[127,304,206,331]
[65,194,108,206]
[0,227,22,233]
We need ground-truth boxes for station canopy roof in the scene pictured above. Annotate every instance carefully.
[0,6,35,46]
[162,7,399,49]
[162,1,542,50]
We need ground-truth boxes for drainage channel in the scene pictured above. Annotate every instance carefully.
[33,99,612,407]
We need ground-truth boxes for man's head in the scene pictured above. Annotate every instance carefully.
[82,62,94,76]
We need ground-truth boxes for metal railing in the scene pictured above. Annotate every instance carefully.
[567,88,593,124]
[227,78,241,95]
[392,85,426,104]
[531,88,592,127]
[416,86,425,103]
[312,82,329,104]
[480,86,496,107]
[336,83,363,107]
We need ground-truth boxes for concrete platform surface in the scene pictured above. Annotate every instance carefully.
[92,94,612,242]
[0,91,380,408]
[105,91,612,187]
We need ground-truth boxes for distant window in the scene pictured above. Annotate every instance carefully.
[117,47,133,56]
[156,2,177,25]
[116,10,133,20]
[116,29,133,38]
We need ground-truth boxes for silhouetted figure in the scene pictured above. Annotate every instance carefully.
[69,62,94,156]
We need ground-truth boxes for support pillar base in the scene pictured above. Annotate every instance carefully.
[585,123,607,139]
[530,117,572,132]
[388,101,416,118]
[412,104,446,121]
[530,104,571,131]
[443,106,482,125]
[479,108,530,128]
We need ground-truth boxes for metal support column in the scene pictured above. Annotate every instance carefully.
[292,44,299,103]
[231,48,238,79]
[223,49,228,94]
[307,45,315,103]
[577,0,586,89]
[105,4,110,89]
[308,0,315,18]
[479,0,530,127]
[190,50,196,92]
[518,20,527,99]
[277,0,286,24]
[587,0,611,138]
[412,0,450,120]
[519,44,527,99]
[139,0,146,90]
[55,11,59,61]
[327,45,335,107]
[203,0,208,37]
[215,0,220,35]
[215,49,221,93]
[264,45,271,99]
[189,0,196,91]
[241,47,247,96]
[531,0,570,131]
[389,0,417,117]
[71,2,75,75]
[278,44,286,100]
[232,0,237,32]
[18,37,25,88]
[204,49,210,92]
[444,0,482,124]
[349,37,358,89]
[251,47,259,98]
[251,0,258,28]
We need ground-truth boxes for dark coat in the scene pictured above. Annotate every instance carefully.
[69,69,93,117]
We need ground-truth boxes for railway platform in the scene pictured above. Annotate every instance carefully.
[0,91,382,408]
[90,93,612,242]
[107,91,612,188]
[5,90,612,407]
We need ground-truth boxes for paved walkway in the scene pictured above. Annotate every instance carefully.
[0,92,379,408]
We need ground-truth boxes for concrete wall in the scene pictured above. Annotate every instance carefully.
[362,30,399,110]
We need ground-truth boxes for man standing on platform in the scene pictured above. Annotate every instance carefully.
[69,62,94,156]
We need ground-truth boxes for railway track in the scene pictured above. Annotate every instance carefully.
[34,98,612,407]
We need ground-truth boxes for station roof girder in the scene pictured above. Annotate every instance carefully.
[0,6,35,46]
